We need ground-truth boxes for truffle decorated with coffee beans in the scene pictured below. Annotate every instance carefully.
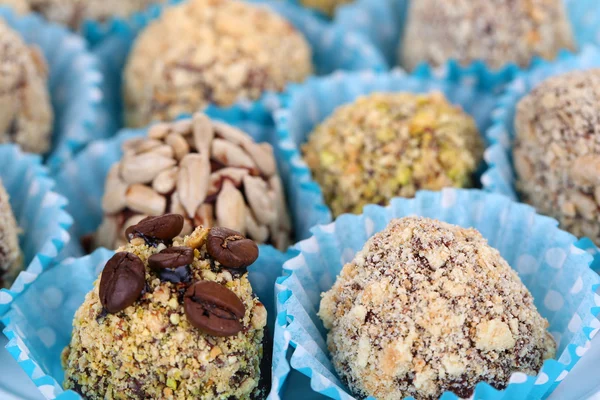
[319,217,555,399]
[0,19,53,154]
[62,215,268,399]
[303,92,483,217]
[400,0,574,71]
[514,69,600,245]
[94,111,291,251]
[123,0,312,127]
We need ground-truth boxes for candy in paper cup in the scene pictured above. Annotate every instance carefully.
[0,145,72,318]
[482,45,600,201]
[335,0,600,91]
[274,188,600,400]
[0,7,107,173]
[274,68,501,242]
[91,0,387,134]
[2,242,293,399]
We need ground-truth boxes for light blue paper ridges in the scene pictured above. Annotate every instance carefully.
[0,7,108,173]
[274,188,600,400]
[0,145,72,318]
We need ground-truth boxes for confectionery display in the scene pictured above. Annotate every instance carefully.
[63,215,267,399]
[123,0,313,127]
[94,112,291,251]
[514,69,600,244]
[400,0,575,70]
[0,179,22,288]
[319,217,556,399]
[0,19,53,154]
[303,92,483,216]
[0,0,168,28]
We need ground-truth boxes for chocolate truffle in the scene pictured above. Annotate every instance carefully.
[302,92,483,217]
[0,179,21,288]
[400,0,574,71]
[63,222,267,399]
[0,19,53,154]
[95,112,291,251]
[319,217,555,400]
[514,69,600,244]
[0,0,168,28]
[123,0,313,127]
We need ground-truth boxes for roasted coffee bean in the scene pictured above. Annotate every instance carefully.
[99,252,145,313]
[184,281,245,336]
[126,214,184,245]
[206,227,258,269]
[148,247,194,270]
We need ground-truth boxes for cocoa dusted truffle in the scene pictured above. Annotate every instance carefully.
[302,92,483,217]
[63,217,267,399]
[0,179,22,288]
[123,0,313,127]
[95,112,291,251]
[514,69,600,244]
[0,19,53,154]
[319,217,555,400]
[0,0,168,29]
[400,0,574,70]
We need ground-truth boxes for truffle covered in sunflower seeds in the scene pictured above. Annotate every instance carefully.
[514,69,600,244]
[0,179,22,288]
[400,0,574,71]
[319,217,556,400]
[0,19,53,154]
[0,0,168,28]
[123,0,313,127]
[95,111,291,251]
[63,215,267,399]
[302,92,483,217]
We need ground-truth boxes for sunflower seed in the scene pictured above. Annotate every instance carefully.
[194,203,214,228]
[213,121,253,145]
[212,139,255,170]
[172,119,193,135]
[193,113,214,153]
[165,132,190,161]
[120,152,177,184]
[242,142,276,177]
[148,122,171,140]
[269,174,291,232]
[126,184,166,216]
[245,207,269,243]
[208,167,249,196]
[244,175,276,225]
[102,164,128,214]
[152,166,178,194]
[177,153,210,217]
[216,180,246,234]
[95,216,120,250]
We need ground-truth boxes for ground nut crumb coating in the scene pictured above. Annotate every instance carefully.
[319,217,555,400]
[0,19,53,154]
[124,0,313,128]
[400,0,574,71]
[0,179,22,288]
[514,70,600,244]
[0,0,167,28]
[94,112,292,252]
[298,0,351,17]
[302,92,483,217]
[63,227,267,399]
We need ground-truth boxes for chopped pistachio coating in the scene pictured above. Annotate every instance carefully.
[62,227,267,399]
[303,92,483,217]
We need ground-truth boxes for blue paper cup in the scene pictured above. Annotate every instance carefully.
[0,145,72,318]
[91,0,387,137]
[274,68,502,242]
[274,188,600,400]
[0,7,108,173]
[335,0,600,91]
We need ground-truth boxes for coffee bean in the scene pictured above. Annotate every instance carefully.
[126,214,184,245]
[99,252,146,313]
[206,227,258,269]
[184,281,246,337]
[148,247,194,270]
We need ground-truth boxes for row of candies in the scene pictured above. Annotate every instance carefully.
[1,0,600,400]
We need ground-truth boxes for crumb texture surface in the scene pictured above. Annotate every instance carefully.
[514,69,600,244]
[124,0,312,127]
[400,0,574,70]
[0,19,53,154]
[303,92,483,217]
[319,217,555,400]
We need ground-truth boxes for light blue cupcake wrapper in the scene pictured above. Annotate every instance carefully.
[90,0,387,137]
[274,68,506,241]
[0,8,108,173]
[334,0,600,91]
[273,188,600,400]
[0,145,73,319]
